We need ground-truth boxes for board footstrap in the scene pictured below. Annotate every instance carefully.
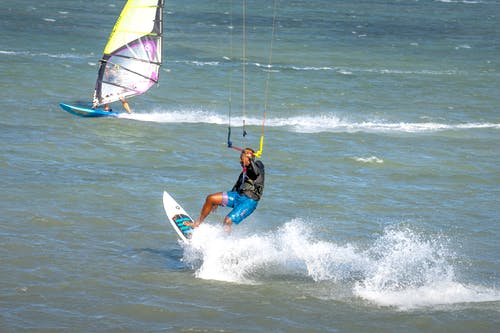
[172,214,193,238]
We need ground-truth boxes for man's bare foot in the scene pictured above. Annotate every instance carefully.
[184,220,201,228]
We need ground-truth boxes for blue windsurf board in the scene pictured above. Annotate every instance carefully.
[60,103,121,117]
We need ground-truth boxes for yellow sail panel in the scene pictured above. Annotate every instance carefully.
[104,0,162,56]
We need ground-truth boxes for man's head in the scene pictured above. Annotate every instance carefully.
[240,148,255,166]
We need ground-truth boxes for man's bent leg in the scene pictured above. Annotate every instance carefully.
[184,192,224,227]
[199,192,223,222]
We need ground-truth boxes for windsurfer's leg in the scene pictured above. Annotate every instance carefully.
[120,98,132,113]
[104,104,110,111]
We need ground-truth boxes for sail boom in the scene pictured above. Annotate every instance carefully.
[102,55,161,67]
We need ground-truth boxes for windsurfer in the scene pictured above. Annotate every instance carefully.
[184,148,265,234]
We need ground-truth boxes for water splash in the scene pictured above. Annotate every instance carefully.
[181,220,500,309]
[182,220,365,283]
[120,109,227,125]
[120,110,500,134]
[353,227,500,309]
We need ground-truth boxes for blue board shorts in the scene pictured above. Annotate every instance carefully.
[221,191,258,224]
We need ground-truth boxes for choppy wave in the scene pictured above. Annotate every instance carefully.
[435,0,484,4]
[172,60,221,67]
[0,49,89,59]
[354,156,384,164]
[182,221,500,310]
[257,62,464,76]
[120,110,500,134]
[144,57,467,76]
[0,49,473,76]
[286,65,463,76]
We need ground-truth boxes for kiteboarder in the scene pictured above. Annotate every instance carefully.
[185,148,265,234]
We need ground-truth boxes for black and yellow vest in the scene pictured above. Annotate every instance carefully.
[232,160,265,201]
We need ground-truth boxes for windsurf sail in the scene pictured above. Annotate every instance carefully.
[92,0,164,108]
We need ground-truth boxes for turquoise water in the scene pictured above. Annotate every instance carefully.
[1,0,499,331]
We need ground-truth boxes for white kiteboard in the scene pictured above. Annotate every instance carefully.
[162,191,194,243]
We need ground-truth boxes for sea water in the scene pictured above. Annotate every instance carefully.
[1,0,499,332]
